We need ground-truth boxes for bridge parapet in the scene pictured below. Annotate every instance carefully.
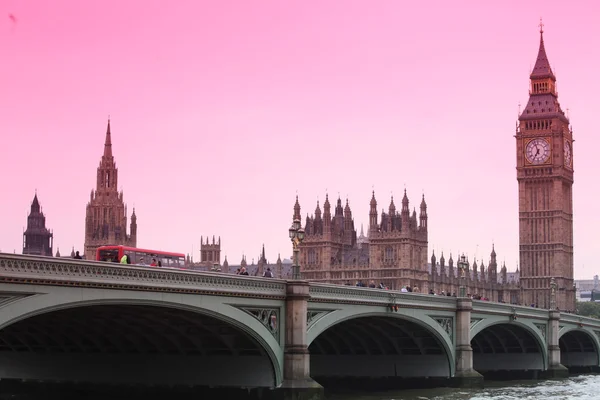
[560,312,600,330]
[309,283,456,311]
[472,300,550,321]
[0,253,287,299]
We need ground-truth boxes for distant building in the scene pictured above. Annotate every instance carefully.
[83,120,137,260]
[223,246,294,278]
[575,276,599,302]
[22,193,53,257]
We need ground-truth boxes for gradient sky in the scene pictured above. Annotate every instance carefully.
[1,0,599,279]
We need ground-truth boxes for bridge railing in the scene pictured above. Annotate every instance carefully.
[472,299,551,320]
[308,282,457,310]
[0,253,287,299]
[560,312,600,329]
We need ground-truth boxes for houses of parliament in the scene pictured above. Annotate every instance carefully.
[18,27,576,311]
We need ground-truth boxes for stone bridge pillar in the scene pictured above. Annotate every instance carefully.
[542,310,569,378]
[277,281,323,400]
[452,298,483,387]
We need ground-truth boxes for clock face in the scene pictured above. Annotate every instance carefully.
[564,140,572,168]
[525,138,551,164]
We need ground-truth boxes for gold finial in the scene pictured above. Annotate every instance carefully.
[539,17,544,34]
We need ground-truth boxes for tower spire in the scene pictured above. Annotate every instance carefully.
[530,19,554,79]
[103,118,113,158]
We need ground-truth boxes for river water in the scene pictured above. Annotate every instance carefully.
[0,375,598,399]
[330,375,600,400]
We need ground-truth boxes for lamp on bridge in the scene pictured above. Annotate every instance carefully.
[289,218,305,280]
[457,254,468,298]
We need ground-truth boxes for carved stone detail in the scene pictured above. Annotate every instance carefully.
[307,309,334,328]
[432,316,453,342]
[240,308,279,340]
[470,318,482,329]
[534,323,547,341]
[0,254,286,299]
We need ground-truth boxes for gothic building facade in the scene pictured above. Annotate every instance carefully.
[516,25,576,311]
[294,193,520,300]
[22,194,53,257]
[295,191,430,291]
[83,120,137,260]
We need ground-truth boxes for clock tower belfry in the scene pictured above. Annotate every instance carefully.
[516,23,575,311]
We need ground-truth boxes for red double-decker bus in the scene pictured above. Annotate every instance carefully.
[96,245,186,268]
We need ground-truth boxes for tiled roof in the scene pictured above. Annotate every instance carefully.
[530,33,554,79]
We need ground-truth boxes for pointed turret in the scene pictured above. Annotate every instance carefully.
[31,194,40,213]
[389,196,396,215]
[344,199,352,218]
[335,197,343,216]
[402,189,409,211]
[103,119,113,159]
[55,248,61,257]
[293,195,301,221]
[480,260,485,282]
[419,194,428,229]
[401,189,410,229]
[323,194,331,232]
[70,247,75,257]
[315,201,322,219]
[369,191,378,232]
[530,23,554,80]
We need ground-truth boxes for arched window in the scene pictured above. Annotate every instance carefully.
[384,246,394,263]
[308,249,316,265]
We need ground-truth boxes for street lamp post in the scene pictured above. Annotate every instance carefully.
[289,218,305,280]
[457,254,468,298]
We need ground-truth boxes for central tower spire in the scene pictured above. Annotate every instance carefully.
[103,118,113,159]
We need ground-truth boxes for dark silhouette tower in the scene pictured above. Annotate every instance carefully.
[23,193,53,256]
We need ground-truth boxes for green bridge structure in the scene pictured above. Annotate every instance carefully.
[0,253,598,399]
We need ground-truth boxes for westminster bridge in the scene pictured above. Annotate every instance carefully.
[0,254,598,399]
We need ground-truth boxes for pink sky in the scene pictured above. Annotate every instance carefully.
[1,0,599,279]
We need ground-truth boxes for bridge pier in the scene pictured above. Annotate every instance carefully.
[451,298,483,388]
[276,281,324,400]
[541,309,569,379]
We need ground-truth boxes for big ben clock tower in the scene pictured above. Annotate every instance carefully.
[516,22,575,311]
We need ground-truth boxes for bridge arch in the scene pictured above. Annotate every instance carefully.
[559,327,600,369]
[470,319,547,372]
[307,306,455,378]
[0,288,283,387]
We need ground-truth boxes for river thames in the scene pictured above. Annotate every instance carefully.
[1,375,598,399]
[330,375,600,400]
